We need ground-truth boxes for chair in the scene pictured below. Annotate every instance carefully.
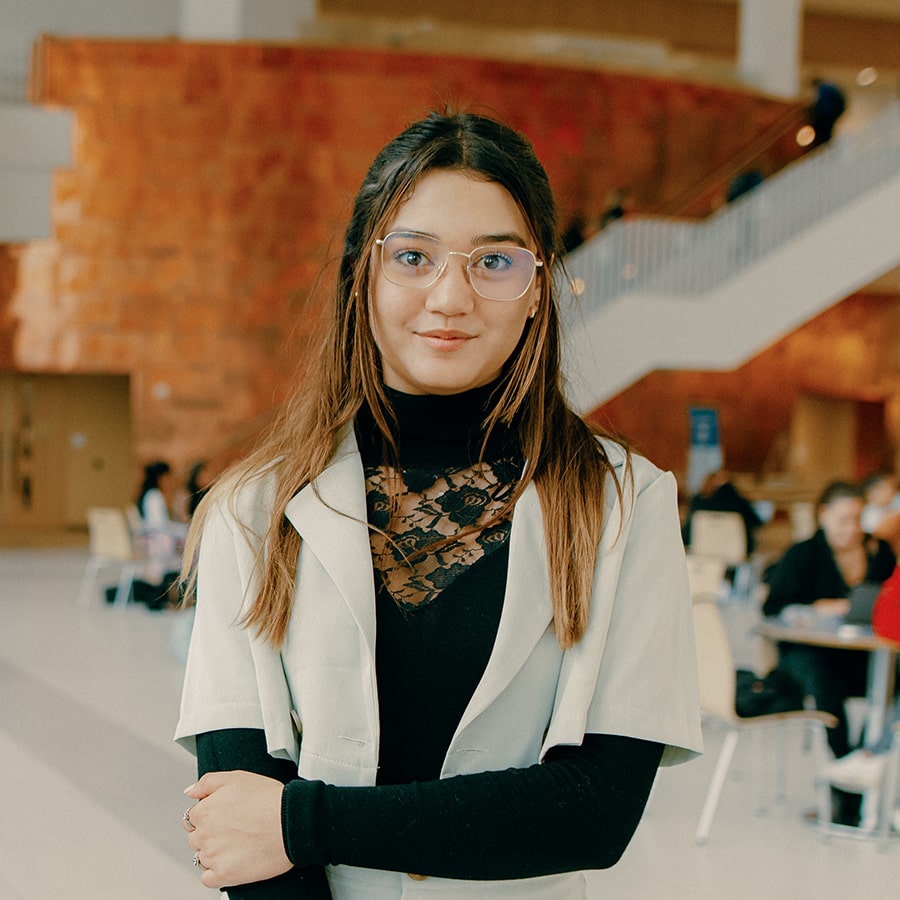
[125,503,147,545]
[879,721,900,850]
[76,506,145,608]
[791,502,817,542]
[689,509,757,602]
[689,559,836,844]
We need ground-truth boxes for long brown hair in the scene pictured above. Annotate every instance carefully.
[183,110,630,649]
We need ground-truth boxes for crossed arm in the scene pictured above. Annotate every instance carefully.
[183,728,662,895]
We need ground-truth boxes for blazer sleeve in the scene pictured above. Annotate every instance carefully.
[544,458,703,767]
[174,496,267,752]
[174,486,299,764]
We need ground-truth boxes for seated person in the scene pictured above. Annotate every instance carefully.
[823,563,900,800]
[763,480,896,760]
[136,460,188,594]
[861,469,900,553]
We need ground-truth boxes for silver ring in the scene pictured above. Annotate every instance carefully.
[183,807,194,828]
[192,852,206,869]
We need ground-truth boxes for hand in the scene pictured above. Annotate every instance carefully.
[812,598,851,617]
[183,770,292,889]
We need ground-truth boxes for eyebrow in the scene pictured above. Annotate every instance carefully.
[473,232,529,247]
[391,228,529,247]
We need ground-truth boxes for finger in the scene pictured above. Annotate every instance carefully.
[201,868,225,890]
[193,853,226,890]
[182,804,197,833]
[184,770,230,800]
[193,855,220,888]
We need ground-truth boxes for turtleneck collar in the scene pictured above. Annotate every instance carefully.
[356,381,522,469]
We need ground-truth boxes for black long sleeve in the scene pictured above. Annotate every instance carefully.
[195,729,333,899]
[763,529,896,617]
[192,385,667,890]
[283,731,662,881]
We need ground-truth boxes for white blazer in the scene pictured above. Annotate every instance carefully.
[176,431,702,897]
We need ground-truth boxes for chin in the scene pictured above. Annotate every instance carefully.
[394,370,497,396]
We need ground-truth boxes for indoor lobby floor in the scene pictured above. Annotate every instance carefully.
[1,547,896,900]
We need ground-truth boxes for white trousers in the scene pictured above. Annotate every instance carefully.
[326,865,586,899]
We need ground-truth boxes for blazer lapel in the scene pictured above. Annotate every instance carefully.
[284,432,376,649]
[455,482,554,733]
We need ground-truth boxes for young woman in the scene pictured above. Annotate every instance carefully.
[764,480,896,759]
[136,459,188,585]
[176,111,701,899]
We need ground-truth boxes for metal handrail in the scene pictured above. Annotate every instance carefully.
[561,100,900,318]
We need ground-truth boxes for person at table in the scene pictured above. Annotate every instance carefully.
[822,562,900,797]
[763,480,896,759]
[861,469,900,554]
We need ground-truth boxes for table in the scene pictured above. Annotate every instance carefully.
[757,619,899,749]
[758,619,900,840]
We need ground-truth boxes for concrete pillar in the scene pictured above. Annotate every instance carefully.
[179,0,244,40]
[737,0,802,98]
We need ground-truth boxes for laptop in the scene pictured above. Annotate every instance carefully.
[843,581,882,626]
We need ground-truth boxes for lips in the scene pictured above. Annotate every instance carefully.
[416,329,474,351]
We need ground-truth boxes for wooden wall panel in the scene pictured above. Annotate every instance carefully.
[591,292,900,489]
[6,37,801,476]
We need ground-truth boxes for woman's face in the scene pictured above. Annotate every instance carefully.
[819,496,864,551]
[368,169,540,396]
[868,476,896,506]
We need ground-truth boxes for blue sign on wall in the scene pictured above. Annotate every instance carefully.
[690,407,720,448]
[687,407,722,493]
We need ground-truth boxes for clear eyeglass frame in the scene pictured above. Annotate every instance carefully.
[375,231,543,301]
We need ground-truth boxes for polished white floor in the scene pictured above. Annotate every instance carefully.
[0,548,896,899]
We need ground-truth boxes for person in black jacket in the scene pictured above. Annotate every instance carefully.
[763,480,895,760]
[806,78,847,148]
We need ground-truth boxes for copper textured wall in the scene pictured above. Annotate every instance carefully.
[592,292,900,485]
[5,37,804,474]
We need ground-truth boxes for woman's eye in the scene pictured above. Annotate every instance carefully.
[474,250,513,272]
[397,249,429,268]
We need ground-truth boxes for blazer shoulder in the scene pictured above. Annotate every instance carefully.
[205,460,281,538]
[595,435,668,488]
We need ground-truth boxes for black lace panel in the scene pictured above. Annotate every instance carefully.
[365,458,519,610]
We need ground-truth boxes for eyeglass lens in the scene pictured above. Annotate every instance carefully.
[378,232,538,301]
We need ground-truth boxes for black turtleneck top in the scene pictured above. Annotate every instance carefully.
[195,385,663,898]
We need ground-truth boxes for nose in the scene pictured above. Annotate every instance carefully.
[423,253,477,316]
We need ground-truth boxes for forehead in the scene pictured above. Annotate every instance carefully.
[384,169,529,240]
[822,496,862,515]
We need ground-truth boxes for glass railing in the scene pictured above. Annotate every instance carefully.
[561,99,900,319]
[0,33,30,103]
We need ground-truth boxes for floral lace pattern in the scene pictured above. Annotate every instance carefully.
[365,458,520,610]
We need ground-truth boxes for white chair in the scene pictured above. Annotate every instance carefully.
[689,509,757,602]
[879,722,900,850]
[125,503,147,546]
[791,502,817,541]
[690,510,747,566]
[689,560,836,844]
[76,506,145,607]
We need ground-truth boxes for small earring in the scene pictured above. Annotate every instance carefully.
[528,307,537,319]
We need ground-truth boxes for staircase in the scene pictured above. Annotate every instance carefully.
[561,100,900,413]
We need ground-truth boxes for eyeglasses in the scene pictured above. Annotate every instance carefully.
[375,231,542,301]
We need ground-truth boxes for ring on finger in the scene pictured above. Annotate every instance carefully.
[183,805,196,829]
[192,851,208,870]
